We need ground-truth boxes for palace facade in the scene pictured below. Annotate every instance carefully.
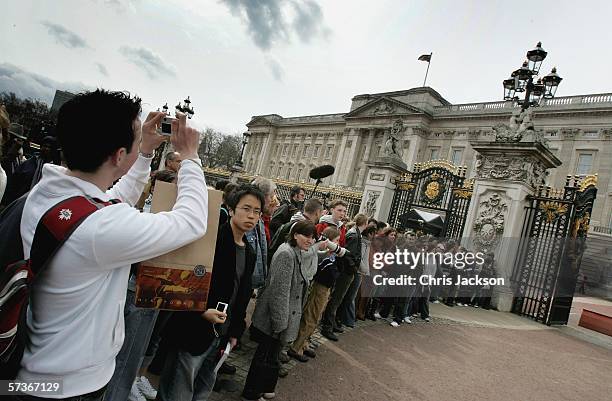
[243,87,612,228]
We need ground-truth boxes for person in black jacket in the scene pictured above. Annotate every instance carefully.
[2,135,61,206]
[269,185,305,237]
[268,198,324,265]
[156,184,264,401]
[320,213,369,341]
[337,214,370,329]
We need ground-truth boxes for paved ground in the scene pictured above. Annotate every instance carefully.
[206,302,612,401]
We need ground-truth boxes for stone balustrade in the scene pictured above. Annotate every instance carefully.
[433,93,612,115]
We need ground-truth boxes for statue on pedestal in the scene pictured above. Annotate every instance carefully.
[384,119,404,158]
[493,108,536,143]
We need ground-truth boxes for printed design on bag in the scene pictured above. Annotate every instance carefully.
[194,265,206,277]
[135,265,212,310]
[58,209,73,221]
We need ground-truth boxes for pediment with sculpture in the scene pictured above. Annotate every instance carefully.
[344,96,425,119]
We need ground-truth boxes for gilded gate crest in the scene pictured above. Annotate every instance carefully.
[388,160,471,238]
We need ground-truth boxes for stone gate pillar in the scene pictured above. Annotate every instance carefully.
[360,157,407,221]
[463,139,561,312]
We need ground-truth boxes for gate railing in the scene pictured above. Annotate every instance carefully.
[202,167,363,218]
[388,160,472,238]
[511,175,598,325]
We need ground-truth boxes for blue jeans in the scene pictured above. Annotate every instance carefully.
[338,272,362,327]
[105,290,159,401]
[155,338,221,401]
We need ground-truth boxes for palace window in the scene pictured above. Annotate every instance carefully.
[429,148,440,160]
[292,145,298,157]
[286,168,292,180]
[297,168,303,181]
[325,145,333,159]
[451,148,463,165]
[282,145,289,157]
[277,166,282,177]
[576,153,594,175]
[303,145,311,157]
[314,145,321,158]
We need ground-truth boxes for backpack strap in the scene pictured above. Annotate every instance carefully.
[29,196,120,275]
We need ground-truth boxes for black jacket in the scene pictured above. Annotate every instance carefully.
[169,222,256,355]
[313,255,340,288]
[268,219,293,266]
[269,199,300,237]
[343,228,362,274]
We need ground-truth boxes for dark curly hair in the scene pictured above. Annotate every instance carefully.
[56,89,142,172]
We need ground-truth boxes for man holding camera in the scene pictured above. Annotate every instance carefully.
[13,89,220,400]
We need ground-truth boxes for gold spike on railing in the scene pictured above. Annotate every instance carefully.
[579,174,598,192]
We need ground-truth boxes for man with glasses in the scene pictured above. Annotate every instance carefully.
[157,184,265,401]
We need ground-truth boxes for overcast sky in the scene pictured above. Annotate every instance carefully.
[1,0,611,134]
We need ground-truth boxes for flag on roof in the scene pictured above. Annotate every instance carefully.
[418,54,431,62]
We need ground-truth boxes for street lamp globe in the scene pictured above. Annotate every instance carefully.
[542,67,563,99]
[512,61,532,92]
[503,76,516,100]
[526,41,548,74]
[531,78,545,105]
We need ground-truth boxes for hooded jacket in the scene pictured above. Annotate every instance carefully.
[17,157,208,398]
[316,214,347,247]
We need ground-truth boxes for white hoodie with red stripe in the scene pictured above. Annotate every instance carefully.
[18,155,208,398]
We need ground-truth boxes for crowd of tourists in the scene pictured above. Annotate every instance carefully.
[0,91,496,401]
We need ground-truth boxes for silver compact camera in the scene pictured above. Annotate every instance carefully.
[157,115,175,136]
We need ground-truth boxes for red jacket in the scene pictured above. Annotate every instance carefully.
[262,214,271,244]
[316,219,347,247]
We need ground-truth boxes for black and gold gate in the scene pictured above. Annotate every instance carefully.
[388,161,473,239]
[511,175,598,325]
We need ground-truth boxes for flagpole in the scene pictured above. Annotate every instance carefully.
[423,52,432,87]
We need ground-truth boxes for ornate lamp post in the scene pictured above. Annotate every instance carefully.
[234,131,252,170]
[152,97,195,170]
[502,42,563,110]
[175,96,195,119]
